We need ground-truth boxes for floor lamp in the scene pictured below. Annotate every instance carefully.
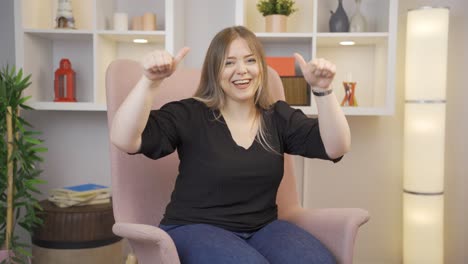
[403,7,449,264]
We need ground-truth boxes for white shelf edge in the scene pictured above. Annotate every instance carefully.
[316,32,389,38]
[255,32,314,38]
[23,28,94,34]
[96,30,166,43]
[296,105,393,116]
[96,30,166,35]
[29,102,106,111]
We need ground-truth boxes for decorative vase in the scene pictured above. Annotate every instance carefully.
[340,82,358,106]
[350,0,368,32]
[329,0,349,32]
[265,14,287,33]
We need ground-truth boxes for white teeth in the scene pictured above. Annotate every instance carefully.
[233,80,250,84]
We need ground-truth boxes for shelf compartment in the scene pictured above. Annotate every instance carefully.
[97,0,166,31]
[316,39,388,110]
[243,0,314,33]
[22,32,94,104]
[259,36,312,77]
[95,34,166,105]
[21,0,93,30]
[317,0,390,33]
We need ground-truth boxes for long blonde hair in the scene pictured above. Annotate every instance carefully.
[193,26,278,153]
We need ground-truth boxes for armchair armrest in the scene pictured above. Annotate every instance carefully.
[283,208,369,264]
[113,222,180,264]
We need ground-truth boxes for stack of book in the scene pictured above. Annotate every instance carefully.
[48,183,111,208]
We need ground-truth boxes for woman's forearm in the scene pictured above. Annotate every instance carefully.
[314,92,351,159]
[110,76,161,153]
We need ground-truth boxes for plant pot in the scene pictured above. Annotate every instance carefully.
[265,14,287,32]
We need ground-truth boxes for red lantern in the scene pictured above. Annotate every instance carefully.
[54,58,76,102]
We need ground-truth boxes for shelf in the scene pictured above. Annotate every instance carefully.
[24,29,94,40]
[316,32,388,47]
[296,105,392,116]
[97,30,166,43]
[29,102,107,111]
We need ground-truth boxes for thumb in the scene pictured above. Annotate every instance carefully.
[293,53,307,71]
[173,47,190,68]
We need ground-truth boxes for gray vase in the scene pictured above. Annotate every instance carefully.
[329,0,349,32]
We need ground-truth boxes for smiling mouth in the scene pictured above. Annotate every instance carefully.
[232,79,251,89]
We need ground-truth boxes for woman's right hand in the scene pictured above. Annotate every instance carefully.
[141,47,190,82]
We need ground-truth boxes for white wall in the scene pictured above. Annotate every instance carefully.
[2,0,467,263]
[0,0,15,65]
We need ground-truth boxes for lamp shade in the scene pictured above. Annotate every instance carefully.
[403,6,449,264]
[405,7,449,100]
[403,193,444,264]
[403,103,446,193]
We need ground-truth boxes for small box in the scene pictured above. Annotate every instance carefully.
[281,76,310,106]
[266,57,296,76]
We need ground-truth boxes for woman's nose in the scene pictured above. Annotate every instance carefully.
[236,63,247,75]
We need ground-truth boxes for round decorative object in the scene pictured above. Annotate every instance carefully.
[32,200,124,264]
[33,200,120,248]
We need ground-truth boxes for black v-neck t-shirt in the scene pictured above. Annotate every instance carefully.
[137,98,340,232]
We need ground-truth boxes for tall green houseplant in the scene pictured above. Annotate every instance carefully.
[0,65,47,264]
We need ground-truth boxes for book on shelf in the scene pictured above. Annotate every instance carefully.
[48,183,111,208]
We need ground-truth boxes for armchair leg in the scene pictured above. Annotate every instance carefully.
[125,253,138,264]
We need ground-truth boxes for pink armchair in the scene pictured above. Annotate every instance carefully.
[105,59,369,264]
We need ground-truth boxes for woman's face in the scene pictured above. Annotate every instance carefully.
[220,37,260,105]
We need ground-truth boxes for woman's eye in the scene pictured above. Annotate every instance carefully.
[225,61,234,66]
[247,58,256,64]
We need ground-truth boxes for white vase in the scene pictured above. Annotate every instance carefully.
[350,0,367,32]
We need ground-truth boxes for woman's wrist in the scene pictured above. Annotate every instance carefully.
[140,75,163,89]
[311,87,333,97]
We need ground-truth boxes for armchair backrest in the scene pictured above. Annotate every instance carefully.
[105,59,300,225]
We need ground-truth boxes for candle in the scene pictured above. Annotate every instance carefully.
[113,13,128,31]
[143,13,157,31]
[346,72,353,82]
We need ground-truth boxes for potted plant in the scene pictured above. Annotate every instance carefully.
[256,0,298,32]
[0,65,47,264]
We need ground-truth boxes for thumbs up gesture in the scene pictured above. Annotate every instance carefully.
[294,53,336,90]
[141,47,190,81]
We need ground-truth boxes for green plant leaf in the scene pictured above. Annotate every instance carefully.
[23,137,42,145]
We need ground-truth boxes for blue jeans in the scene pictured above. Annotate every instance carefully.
[159,220,336,264]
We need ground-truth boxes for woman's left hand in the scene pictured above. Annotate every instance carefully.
[294,53,336,90]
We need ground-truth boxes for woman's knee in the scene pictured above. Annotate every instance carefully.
[248,220,336,264]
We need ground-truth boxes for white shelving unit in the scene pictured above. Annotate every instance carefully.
[15,0,397,116]
[237,0,398,116]
[15,0,184,111]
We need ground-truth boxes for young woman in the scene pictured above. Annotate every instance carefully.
[111,26,350,264]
